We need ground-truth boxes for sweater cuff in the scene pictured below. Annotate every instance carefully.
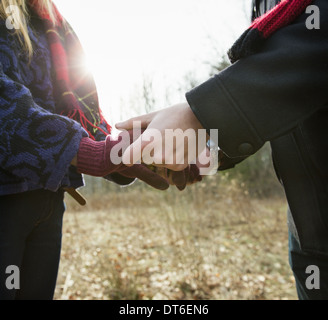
[186,76,264,158]
[77,138,107,177]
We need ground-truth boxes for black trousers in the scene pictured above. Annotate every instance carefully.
[0,189,65,300]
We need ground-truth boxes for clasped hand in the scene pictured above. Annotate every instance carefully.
[75,115,205,191]
[114,102,215,189]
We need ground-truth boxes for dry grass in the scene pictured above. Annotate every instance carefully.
[54,179,297,300]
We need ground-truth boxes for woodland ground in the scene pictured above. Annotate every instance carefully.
[54,176,298,300]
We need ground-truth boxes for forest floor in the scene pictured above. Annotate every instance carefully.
[54,180,297,300]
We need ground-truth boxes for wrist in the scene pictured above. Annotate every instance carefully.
[180,102,204,131]
[76,137,107,177]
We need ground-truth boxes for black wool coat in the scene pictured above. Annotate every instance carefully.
[186,0,328,255]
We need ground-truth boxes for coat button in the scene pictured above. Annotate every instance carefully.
[238,143,254,155]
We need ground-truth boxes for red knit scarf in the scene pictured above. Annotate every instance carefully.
[29,0,111,140]
[228,0,314,63]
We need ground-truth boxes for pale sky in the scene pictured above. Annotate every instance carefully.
[54,0,252,127]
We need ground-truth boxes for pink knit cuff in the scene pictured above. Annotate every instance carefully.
[76,137,107,177]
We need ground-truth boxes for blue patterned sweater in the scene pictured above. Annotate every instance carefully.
[0,14,94,195]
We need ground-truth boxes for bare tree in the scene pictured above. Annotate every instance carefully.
[142,75,156,114]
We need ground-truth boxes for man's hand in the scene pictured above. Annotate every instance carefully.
[115,102,206,171]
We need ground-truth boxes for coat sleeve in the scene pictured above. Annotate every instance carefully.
[0,62,88,192]
[186,0,328,160]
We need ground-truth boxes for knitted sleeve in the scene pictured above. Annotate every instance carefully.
[0,63,88,192]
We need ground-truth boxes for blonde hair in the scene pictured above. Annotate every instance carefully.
[0,0,56,57]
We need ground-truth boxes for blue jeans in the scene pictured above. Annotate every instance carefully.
[289,232,328,300]
[0,189,65,300]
